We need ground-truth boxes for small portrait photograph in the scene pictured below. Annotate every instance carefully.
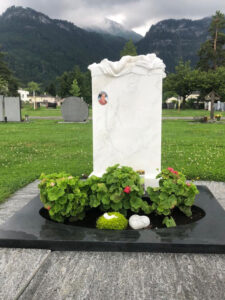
[98,91,108,105]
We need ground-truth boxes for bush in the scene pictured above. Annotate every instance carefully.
[38,172,88,222]
[147,167,199,227]
[96,212,128,230]
[86,164,151,215]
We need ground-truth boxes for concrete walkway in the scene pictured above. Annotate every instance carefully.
[0,181,225,300]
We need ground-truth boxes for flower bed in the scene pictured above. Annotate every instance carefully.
[38,165,200,230]
[40,201,205,229]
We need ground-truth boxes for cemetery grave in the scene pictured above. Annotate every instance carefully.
[61,96,89,122]
[0,54,225,253]
[0,95,21,122]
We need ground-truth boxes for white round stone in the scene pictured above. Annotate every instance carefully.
[129,214,150,230]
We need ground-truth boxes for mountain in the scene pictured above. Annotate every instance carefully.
[85,18,142,42]
[137,17,212,72]
[0,6,218,84]
[0,6,126,85]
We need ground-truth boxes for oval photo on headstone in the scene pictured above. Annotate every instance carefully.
[98,91,108,105]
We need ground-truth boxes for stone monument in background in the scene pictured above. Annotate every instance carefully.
[88,54,166,187]
[61,97,89,122]
[0,96,21,122]
[4,97,21,122]
[0,95,4,122]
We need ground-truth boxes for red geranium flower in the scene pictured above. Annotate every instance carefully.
[167,167,174,172]
[173,171,178,175]
[186,183,191,187]
[46,206,51,211]
[124,186,131,194]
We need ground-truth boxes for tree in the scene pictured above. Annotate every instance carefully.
[55,66,92,104]
[198,11,225,119]
[0,48,18,96]
[45,82,56,96]
[198,11,225,71]
[120,39,137,57]
[82,71,92,104]
[70,79,80,97]
[163,91,178,103]
[27,81,40,109]
[56,71,73,98]
[164,61,199,108]
[198,67,225,108]
[27,81,40,96]
[0,76,8,95]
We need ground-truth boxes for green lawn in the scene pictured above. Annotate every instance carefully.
[22,104,224,118]
[0,120,92,203]
[162,109,225,117]
[0,119,225,203]
[22,103,62,117]
[21,103,92,118]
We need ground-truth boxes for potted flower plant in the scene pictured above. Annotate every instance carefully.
[215,114,222,121]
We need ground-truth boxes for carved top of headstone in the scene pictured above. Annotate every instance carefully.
[61,97,88,122]
[88,54,166,77]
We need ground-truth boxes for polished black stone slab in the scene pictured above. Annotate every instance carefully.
[0,186,225,253]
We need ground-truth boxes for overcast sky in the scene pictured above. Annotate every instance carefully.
[0,0,224,35]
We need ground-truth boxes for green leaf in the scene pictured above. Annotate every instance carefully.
[130,196,143,210]
[47,186,65,201]
[101,195,110,205]
[56,179,67,190]
[97,183,107,193]
[111,202,123,211]
[123,198,131,209]
[59,196,68,204]
[110,192,123,203]
[89,195,100,208]
[141,201,152,214]
[162,216,176,228]
[179,205,192,217]
[68,194,74,201]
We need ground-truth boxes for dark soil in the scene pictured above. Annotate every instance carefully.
[40,197,205,230]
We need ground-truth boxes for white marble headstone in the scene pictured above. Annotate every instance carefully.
[88,54,166,187]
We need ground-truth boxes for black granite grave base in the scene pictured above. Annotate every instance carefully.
[0,186,225,253]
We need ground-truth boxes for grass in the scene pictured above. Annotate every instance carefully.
[0,120,92,203]
[21,103,92,118]
[162,120,225,181]
[21,104,223,118]
[0,119,225,204]
[22,103,62,117]
[162,109,225,117]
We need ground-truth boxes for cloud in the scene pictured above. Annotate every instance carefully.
[0,0,224,35]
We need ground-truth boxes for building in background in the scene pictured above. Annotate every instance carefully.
[28,94,58,104]
[18,89,29,102]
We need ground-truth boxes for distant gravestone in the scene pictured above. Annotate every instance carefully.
[61,97,88,122]
[221,103,225,111]
[0,95,4,122]
[216,101,221,111]
[4,97,21,122]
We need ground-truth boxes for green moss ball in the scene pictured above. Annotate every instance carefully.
[96,212,128,230]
